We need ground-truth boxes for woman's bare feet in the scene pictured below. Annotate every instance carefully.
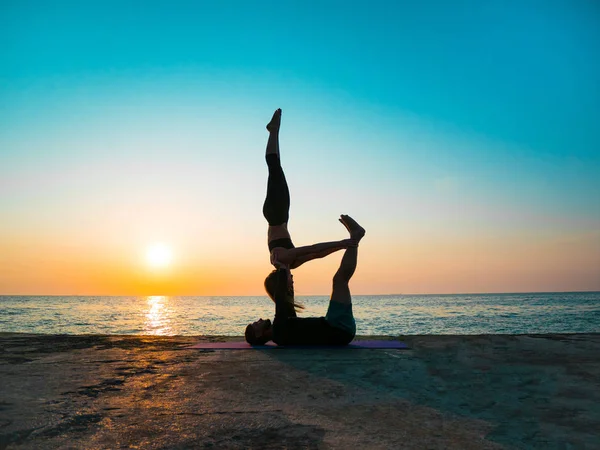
[339,214,366,242]
[266,108,282,133]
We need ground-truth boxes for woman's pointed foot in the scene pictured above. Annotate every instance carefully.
[266,108,282,133]
[339,215,366,241]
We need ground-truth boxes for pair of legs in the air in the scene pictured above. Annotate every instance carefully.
[324,215,365,336]
[262,108,291,246]
[331,215,365,306]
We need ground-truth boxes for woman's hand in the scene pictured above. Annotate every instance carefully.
[270,250,289,269]
[270,247,293,267]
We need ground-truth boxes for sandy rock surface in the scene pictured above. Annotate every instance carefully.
[1,333,599,449]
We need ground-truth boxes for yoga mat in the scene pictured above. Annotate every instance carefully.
[186,340,408,350]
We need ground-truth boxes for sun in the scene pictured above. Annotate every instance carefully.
[146,243,173,268]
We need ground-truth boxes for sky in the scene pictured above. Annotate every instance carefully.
[1,0,599,295]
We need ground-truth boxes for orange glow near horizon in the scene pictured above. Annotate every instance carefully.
[0,225,598,295]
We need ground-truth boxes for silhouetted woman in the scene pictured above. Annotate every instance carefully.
[261,108,354,309]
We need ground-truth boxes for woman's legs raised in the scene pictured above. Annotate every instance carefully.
[266,108,281,158]
[263,109,291,226]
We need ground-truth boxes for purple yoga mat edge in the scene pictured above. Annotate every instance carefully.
[186,340,408,350]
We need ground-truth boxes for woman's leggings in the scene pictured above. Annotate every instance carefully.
[262,154,290,226]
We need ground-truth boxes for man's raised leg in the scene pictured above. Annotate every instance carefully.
[331,215,365,305]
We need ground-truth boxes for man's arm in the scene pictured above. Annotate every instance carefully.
[273,239,355,269]
[289,243,354,269]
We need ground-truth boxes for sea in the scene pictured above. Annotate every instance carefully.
[1,292,599,336]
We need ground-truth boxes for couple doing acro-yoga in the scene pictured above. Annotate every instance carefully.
[245,108,366,346]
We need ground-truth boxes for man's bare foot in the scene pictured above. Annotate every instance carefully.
[339,214,366,241]
[266,108,282,133]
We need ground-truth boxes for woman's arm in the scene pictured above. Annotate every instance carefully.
[272,239,355,269]
[273,268,296,318]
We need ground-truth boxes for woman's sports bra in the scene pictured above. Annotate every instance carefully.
[268,237,295,252]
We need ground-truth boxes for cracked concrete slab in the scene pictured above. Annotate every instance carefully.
[0,333,598,449]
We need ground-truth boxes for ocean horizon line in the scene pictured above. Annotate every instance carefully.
[1,290,599,298]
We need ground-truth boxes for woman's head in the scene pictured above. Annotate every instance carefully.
[264,269,284,300]
[264,269,304,312]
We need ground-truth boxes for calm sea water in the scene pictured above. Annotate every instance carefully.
[1,292,599,336]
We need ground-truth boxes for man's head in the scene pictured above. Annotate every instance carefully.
[244,318,272,345]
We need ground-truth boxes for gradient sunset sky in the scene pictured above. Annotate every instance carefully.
[1,1,599,295]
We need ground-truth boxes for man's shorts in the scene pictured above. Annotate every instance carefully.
[325,301,356,336]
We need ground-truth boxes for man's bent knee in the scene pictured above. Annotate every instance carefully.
[330,279,351,305]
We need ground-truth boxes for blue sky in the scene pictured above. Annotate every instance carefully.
[2,0,599,154]
[1,0,599,294]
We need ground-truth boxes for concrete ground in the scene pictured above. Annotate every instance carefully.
[0,333,599,449]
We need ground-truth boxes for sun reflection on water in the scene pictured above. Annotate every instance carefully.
[144,296,172,335]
